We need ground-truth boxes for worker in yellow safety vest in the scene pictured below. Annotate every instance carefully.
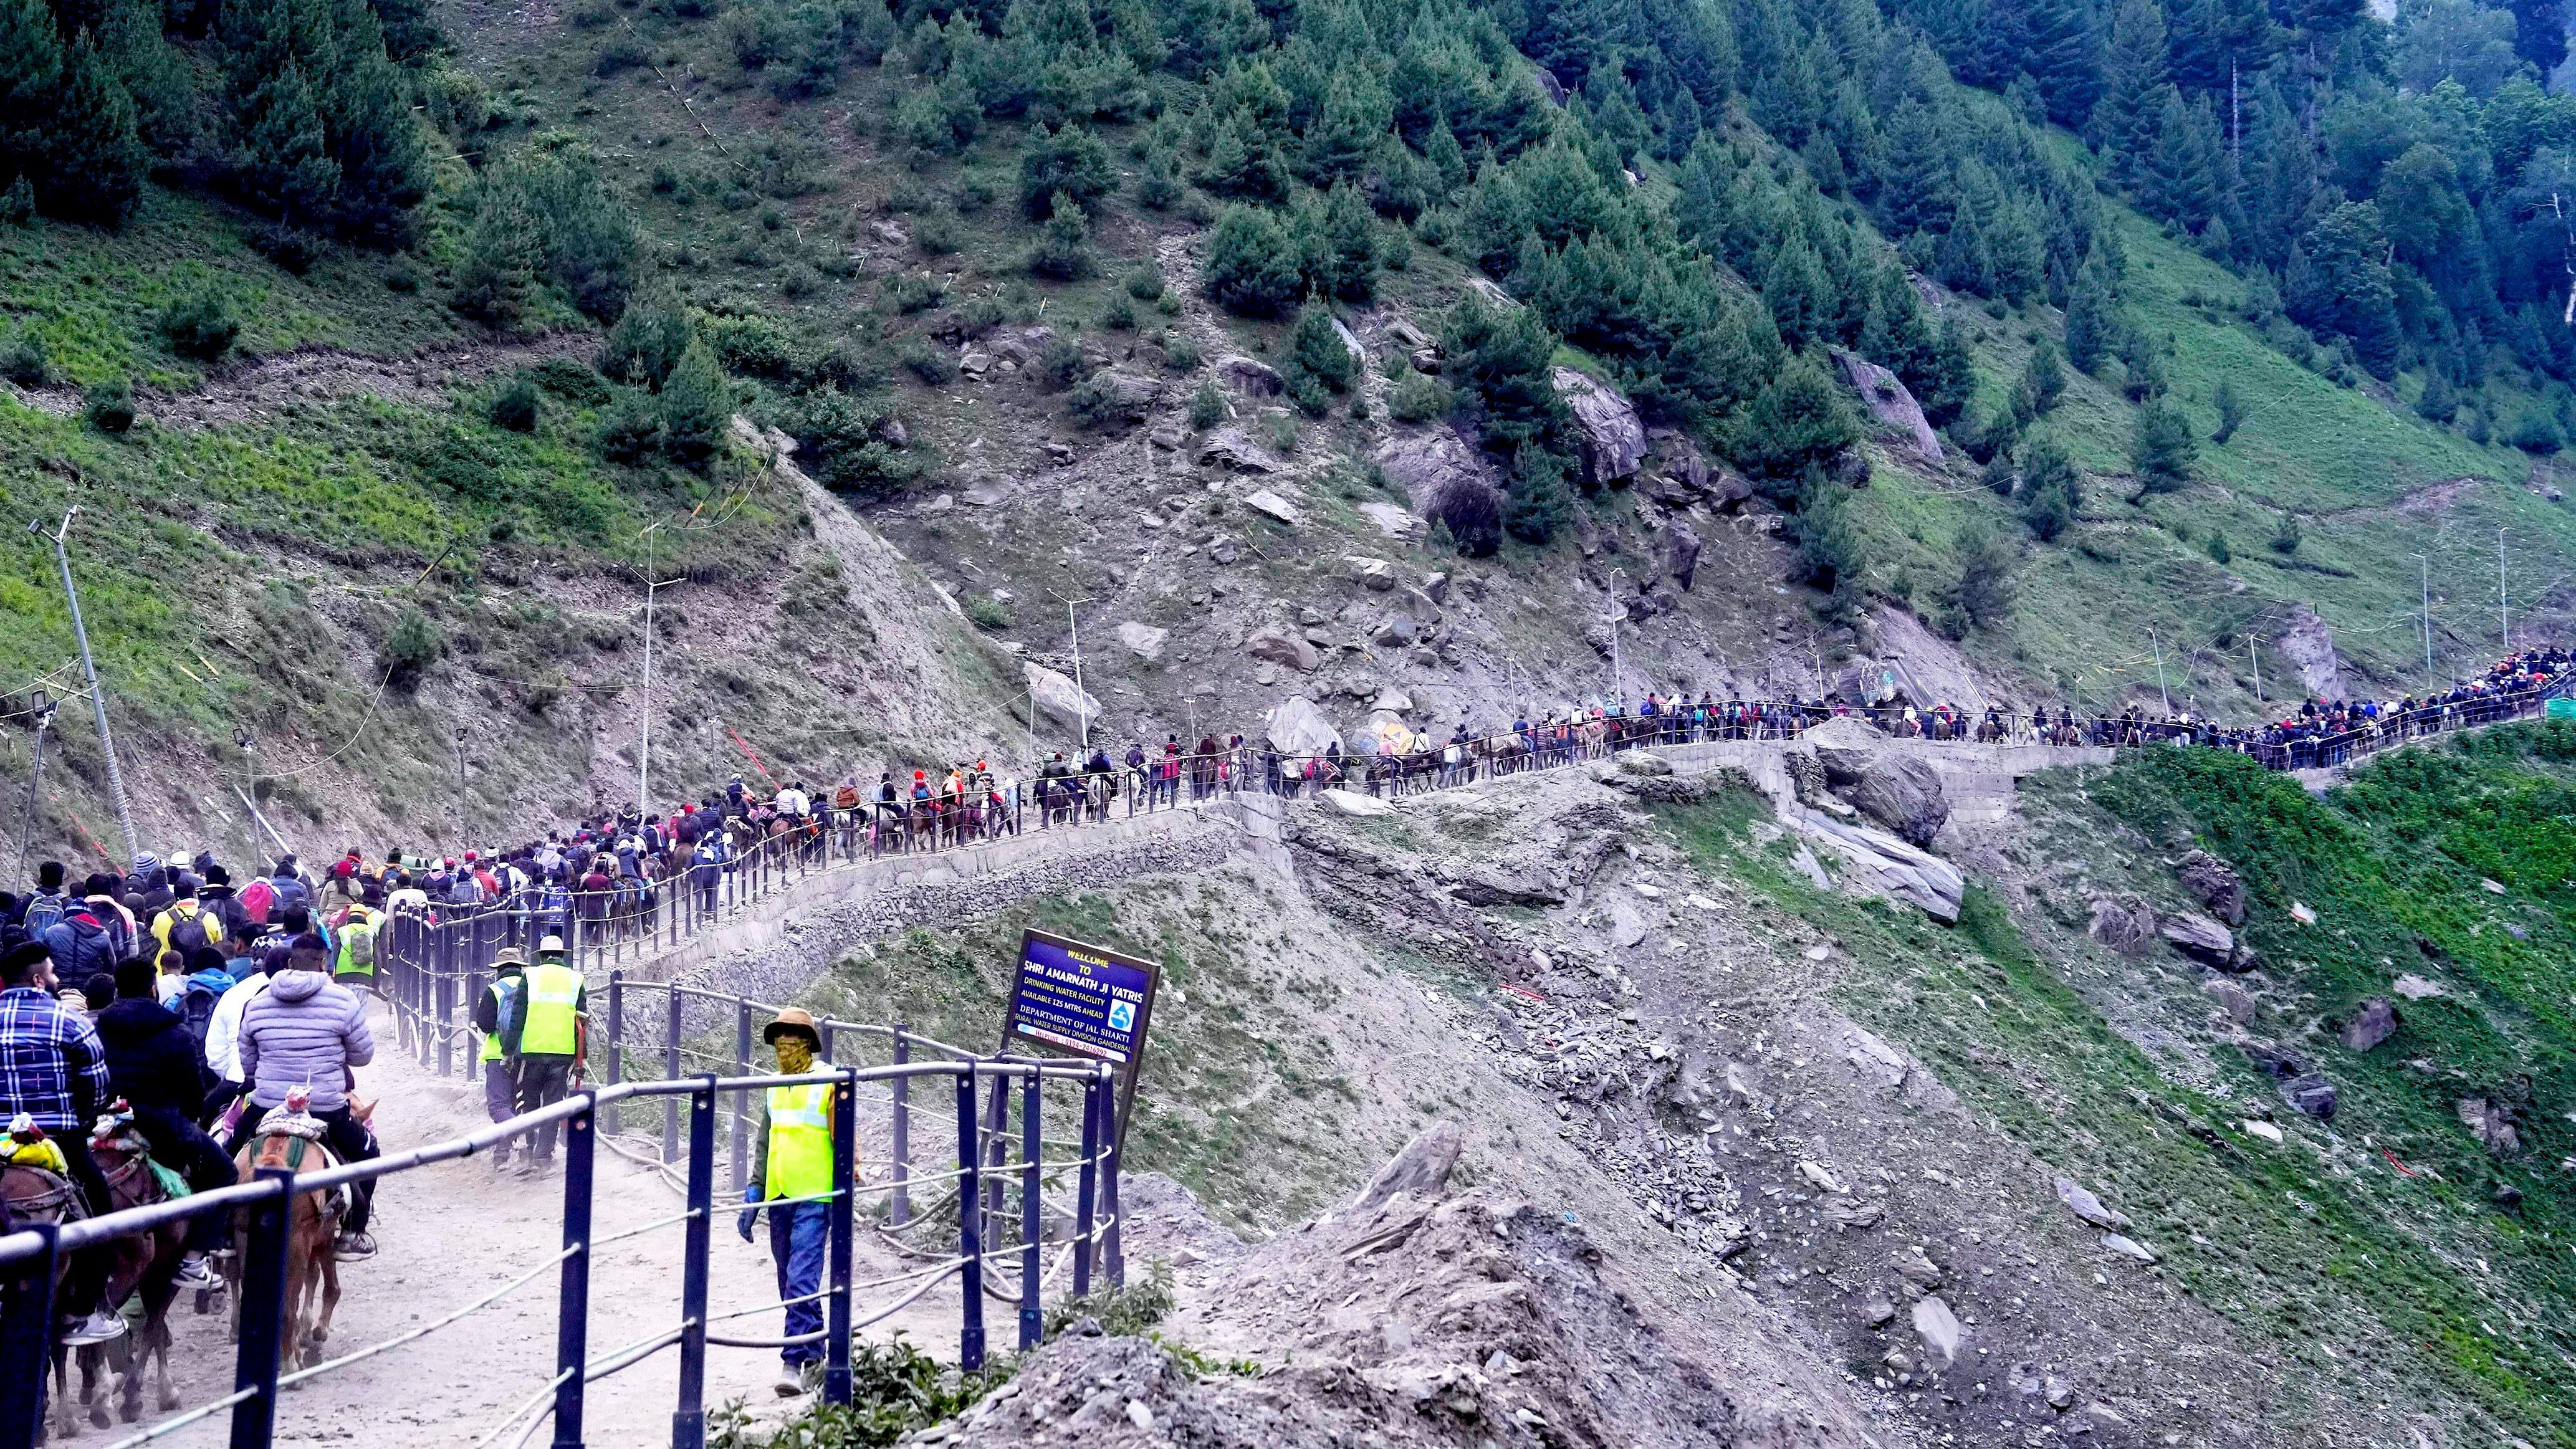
[511,936,585,1177]
[470,947,528,1176]
[737,1007,838,1399]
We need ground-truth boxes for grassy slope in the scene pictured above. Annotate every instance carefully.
[1657,729,2576,1443]
[1851,199,2576,719]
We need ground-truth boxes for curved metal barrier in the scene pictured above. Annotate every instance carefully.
[0,1050,1123,1449]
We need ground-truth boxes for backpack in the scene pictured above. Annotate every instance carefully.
[20,894,64,942]
[338,916,376,973]
[494,977,527,1057]
[179,972,228,1056]
[166,900,217,958]
[239,878,275,925]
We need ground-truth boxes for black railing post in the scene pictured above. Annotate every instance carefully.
[1019,1068,1041,1352]
[231,1171,294,1449]
[1100,1066,1124,1288]
[663,986,681,1164]
[1072,1073,1098,1299]
[671,1083,716,1449]
[605,972,625,1137]
[956,1068,984,1371]
[889,1027,911,1228]
[435,947,454,1078]
[0,1222,59,1449]
[823,1069,856,1407]
[553,1096,596,1449]
[730,999,752,1199]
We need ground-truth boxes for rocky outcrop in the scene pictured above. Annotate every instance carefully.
[1551,367,1647,485]
[2339,997,2398,1053]
[1372,428,1504,545]
[1640,436,1753,512]
[2161,912,2254,972]
[2277,605,2344,702]
[2086,895,2157,955]
[1830,348,1942,462]
[2176,849,2248,924]
[2458,1096,2521,1153]
[1078,368,1164,424]
[1246,628,1321,673]
[1792,808,1965,922]
[1842,753,1949,848]
[1199,425,1284,472]
[1264,695,1341,755]
[1024,662,1101,733]
[1664,520,1702,591]
[1115,621,1168,663]
[1217,355,1283,395]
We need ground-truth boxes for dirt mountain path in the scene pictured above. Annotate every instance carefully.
[93,997,967,1448]
[1,333,592,432]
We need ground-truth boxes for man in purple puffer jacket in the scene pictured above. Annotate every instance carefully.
[230,933,381,1260]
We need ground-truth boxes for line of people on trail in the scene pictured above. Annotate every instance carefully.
[1,849,383,1352]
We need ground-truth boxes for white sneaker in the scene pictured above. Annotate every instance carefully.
[773,1369,805,1398]
[63,1310,127,1346]
[175,1255,217,1288]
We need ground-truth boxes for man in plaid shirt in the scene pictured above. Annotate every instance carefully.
[0,939,129,1345]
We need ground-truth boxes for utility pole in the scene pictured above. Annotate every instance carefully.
[1606,569,1628,712]
[2499,525,2509,653]
[14,689,54,884]
[1051,591,1094,754]
[453,723,469,834]
[2249,636,2262,704]
[34,510,136,864]
[2420,553,2433,672]
[2150,627,2171,715]
[637,519,681,820]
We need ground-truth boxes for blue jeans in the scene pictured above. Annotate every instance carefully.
[766,1200,828,1367]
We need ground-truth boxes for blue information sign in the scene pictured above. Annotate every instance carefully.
[1003,930,1160,1142]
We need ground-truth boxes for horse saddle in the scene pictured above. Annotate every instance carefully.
[249,1116,351,1218]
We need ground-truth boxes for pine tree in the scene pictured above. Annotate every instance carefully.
[2139,87,2219,234]
[2089,0,2167,189]
[2213,376,2244,441]
[2130,398,2196,496]
[100,0,194,158]
[1876,98,1952,238]
[449,174,541,330]
[2288,202,2401,376]
[1028,189,1094,279]
[1290,301,1357,391]
[1316,181,1378,302]
[658,338,730,466]
[1731,351,1856,499]
[1502,446,1571,545]
[2018,432,2080,540]
[2509,0,2565,79]
[1204,204,1303,316]
[2021,342,2066,413]
[41,34,146,224]
[2064,264,2118,373]
[235,61,338,227]
[0,0,66,190]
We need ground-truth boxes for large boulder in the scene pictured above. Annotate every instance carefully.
[1199,425,1283,473]
[1829,348,1942,462]
[1245,627,1320,673]
[1077,368,1163,424]
[1664,520,1702,593]
[1023,662,1100,734]
[2457,1096,2521,1153]
[1217,355,1283,396]
[2176,849,2248,925]
[1844,753,1950,848]
[2160,912,2251,970]
[1265,696,1342,756]
[1803,715,1890,785]
[2339,997,2399,1053]
[1551,368,1647,485]
[2086,895,2157,955]
[1372,429,1505,548]
[1115,621,1167,663]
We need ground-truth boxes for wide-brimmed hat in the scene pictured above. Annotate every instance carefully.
[493,946,528,968]
[762,1008,823,1047]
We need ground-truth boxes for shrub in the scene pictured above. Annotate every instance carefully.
[160,288,241,362]
[596,395,663,462]
[601,303,691,389]
[899,338,957,385]
[658,340,732,465]
[1501,447,1570,545]
[85,379,135,433]
[1204,206,1302,317]
[2269,512,2304,555]
[528,357,609,408]
[0,331,46,387]
[1290,303,1356,392]
[913,213,960,255]
[1187,377,1225,428]
[1037,335,1092,390]
[2213,377,2244,443]
[383,608,442,687]
[1027,192,1094,280]
[489,376,542,431]
[2017,434,2079,542]
[780,390,919,499]
[1285,370,1329,416]
[780,264,822,298]
[966,595,1012,631]
[882,272,946,314]
[1018,124,1114,218]
[702,313,795,376]
[1126,264,1165,302]
[2205,532,2233,563]
[1387,369,1452,423]
[1162,334,1202,372]
[1260,411,1298,455]
[1953,522,2017,629]
[2509,406,2563,455]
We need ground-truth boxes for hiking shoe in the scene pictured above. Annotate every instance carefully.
[175,1255,218,1288]
[63,1310,127,1346]
[773,1368,806,1398]
[332,1231,378,1261]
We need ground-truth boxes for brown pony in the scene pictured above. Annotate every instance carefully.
[4,1127,188,1436]
[231,1107,346,1372]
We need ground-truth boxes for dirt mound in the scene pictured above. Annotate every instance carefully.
[935,1124,1859,1448]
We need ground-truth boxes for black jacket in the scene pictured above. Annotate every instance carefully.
[94,998,211,1117]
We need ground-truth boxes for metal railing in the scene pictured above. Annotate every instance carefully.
[0,1052,1124,1449]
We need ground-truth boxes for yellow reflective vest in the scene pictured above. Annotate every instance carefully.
[520,962,582,1057]
[763,1083,834,1202]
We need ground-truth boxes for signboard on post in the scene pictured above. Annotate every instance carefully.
[1001,929,1159,1143]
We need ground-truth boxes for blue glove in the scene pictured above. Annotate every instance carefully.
[737,1184,761,1242]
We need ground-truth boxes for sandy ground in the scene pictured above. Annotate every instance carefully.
[49,999,985,1449]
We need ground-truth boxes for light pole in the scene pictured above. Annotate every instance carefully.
[1605,569,1628,712]
[453,723,469,836]
[2149,627,2171,715]
[14,688,54,883]
[33,509,137,863]
[1051,591,1094,753]
[2420,553,2433,672]
[637,519,681,819]
[2499,525,2509,653]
